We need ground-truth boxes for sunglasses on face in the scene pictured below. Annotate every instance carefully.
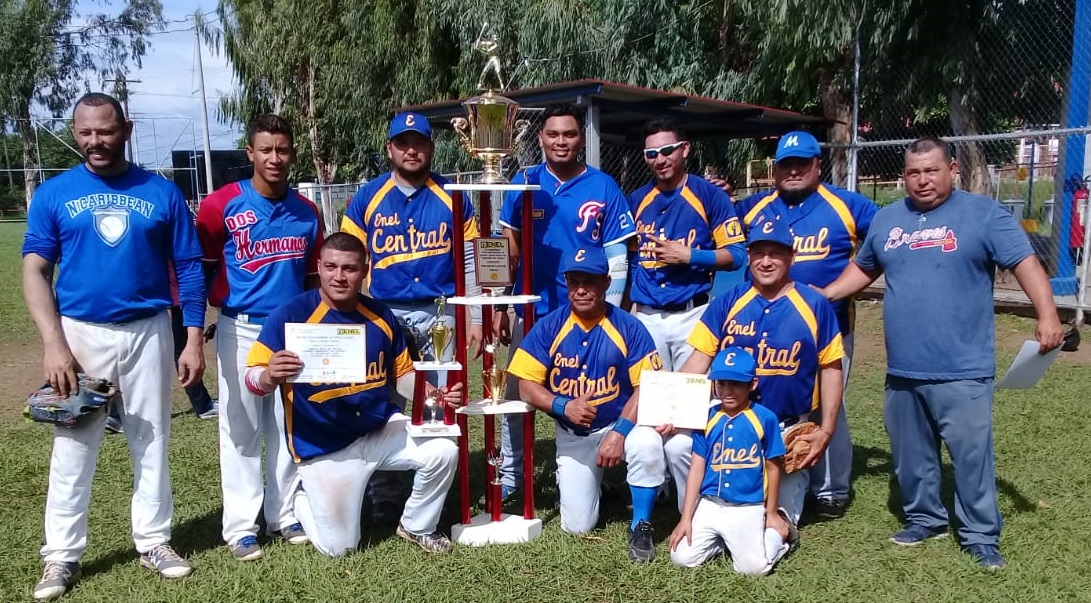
[643,141,687,160]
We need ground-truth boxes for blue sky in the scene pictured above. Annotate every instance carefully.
[63,0,241,169]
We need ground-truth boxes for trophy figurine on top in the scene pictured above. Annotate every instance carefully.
[428,296,453,364]
[451,22,531,184]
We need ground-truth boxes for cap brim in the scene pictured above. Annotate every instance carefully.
[389,128,432,140]
[710,372,754,383]
[775,150,819,163]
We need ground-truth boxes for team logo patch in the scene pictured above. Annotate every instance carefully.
[884,226,958,252]
[92,208,129,247]
[576,200,606,239]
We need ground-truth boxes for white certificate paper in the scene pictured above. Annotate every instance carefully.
[637,370,712,430]
[284,323,367,383]
[996,339,1061,389]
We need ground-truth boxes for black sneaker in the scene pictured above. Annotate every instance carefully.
[814,497,846,519]
[628,521,655,563]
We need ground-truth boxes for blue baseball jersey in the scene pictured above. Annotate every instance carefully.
[688,282,844,420]
[500,164,636,317]
[855,190,1034,380]
[196,179,323,317]
[22,164,203,324]
[507,303,662,432]
[736,184,877,334]
[693,403,785,504]
[628,175,746,306]
[340,172,480,302]
[247,289,414,462]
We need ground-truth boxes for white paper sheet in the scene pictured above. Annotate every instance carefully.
[995,340,1061,389]
[637,370,712,430]
[284,322,368,383]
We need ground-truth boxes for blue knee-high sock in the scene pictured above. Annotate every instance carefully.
[630,485,657,529]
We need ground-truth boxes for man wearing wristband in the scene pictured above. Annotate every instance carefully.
[507,247,665,563]
[678,214,844,557]
[627,117,747,512]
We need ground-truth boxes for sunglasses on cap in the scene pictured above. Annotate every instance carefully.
[643,141,687,160]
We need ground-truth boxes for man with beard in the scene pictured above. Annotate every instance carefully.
[197,114,324,561]
[735,131,877,519]
[23,92,205,599]
[340,112,483,522]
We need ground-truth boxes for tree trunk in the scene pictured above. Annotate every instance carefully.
[948,86,992,196]
[304,62,340,234]
[19,104,38,211]
[819,68,852,188]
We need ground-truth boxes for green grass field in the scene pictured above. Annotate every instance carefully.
[2,222,1091,602]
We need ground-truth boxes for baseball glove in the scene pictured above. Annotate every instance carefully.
[782,421,819,474]
[24,375,120,427]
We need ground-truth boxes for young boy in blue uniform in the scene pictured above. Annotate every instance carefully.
[669,347,797,574]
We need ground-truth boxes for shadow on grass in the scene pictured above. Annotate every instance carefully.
[850,444,1037,532]
[81,508,221,579]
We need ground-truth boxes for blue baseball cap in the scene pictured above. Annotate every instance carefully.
[747,213,794,248]
[389,112,432,140]
[709,347,757,382]
[774,131,821,163]
[559,248,609,276]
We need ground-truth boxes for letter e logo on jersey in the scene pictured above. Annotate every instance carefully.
[576,200,607,239]
[92,207,129,247]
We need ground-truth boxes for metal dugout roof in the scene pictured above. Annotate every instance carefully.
[399,79,823,166]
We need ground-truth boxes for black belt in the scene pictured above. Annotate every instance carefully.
[649,292,709,313]
[557,422,593,437]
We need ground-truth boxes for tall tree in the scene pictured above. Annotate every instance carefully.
[0,0,164,207]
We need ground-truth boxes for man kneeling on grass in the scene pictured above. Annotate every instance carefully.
[669,348,797,574]
[244,232,462,556]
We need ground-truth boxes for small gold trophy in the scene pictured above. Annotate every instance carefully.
[482,342,506,404]
[428,297,452,363]
[451,22,530,184]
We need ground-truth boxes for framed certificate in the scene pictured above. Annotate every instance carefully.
[637,370,713,430]
[284,323,368,383]
[474,237,513,287]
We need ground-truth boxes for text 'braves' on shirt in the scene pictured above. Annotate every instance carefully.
[507,303,662,432]
[340,172,479,302]
[196,179,323,317]
[628,175,745,306]
[246,289,414,462]
[854,190,1034,380]
[500,164,636,317]
[688,282,844,420]
[735,183,877,334]
[693,403,785,504]
[22,164,203,324]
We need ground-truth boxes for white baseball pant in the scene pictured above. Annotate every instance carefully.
[555,423,665,534]
[290,415,458,557]
[669,498,789,573]
[42,313,174,562]
[810,331,854,502]
[630,302,706,371]
[216,315,298,546]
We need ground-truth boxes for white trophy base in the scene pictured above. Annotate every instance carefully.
[405,422,462,438]
[452,513,543,546]
[412,361,462,371]
[446,294,541,306]
[456,400,532,415]
[443,183,542,192]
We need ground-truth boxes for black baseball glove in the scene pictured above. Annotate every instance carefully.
[24,375,120,427]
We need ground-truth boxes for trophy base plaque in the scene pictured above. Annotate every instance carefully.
[452,513,543,546]
[406,423,461,438]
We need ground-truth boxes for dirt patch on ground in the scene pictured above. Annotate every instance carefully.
[0,339,220,422]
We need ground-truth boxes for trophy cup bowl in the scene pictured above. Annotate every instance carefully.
[429,320,452,363]
[451,91,530,184]
[482,366,507,404]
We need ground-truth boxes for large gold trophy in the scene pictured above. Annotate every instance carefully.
[451,23,530,184]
